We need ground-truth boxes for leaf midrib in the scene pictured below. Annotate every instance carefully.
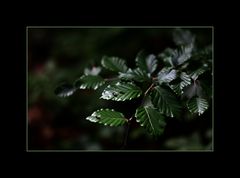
[144,107,156,134]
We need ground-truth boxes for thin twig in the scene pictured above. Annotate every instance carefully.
[121,82,155,149]
[121,119,131,149]
[144,83,155,96]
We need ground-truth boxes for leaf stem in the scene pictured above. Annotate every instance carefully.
[121,118,132,149]
[121,81,155,149]
[144,83,155,96]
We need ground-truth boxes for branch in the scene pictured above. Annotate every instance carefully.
[121,83,154,149]
[121,119,131,149]
[144,83,155,96]
[121,82,155,149]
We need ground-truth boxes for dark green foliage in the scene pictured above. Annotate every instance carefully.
[74,75,105,90]
[100,82,142,101]
[187,97,209,116]
[135,106,166,137]
[169,72,191,95]
[135,51,158,74]
[101,56,128,72]
[119,68,150,82]
[157,67,177,84]
[55,29,212,138]
[86,109,128,126]
[150,86,181,117]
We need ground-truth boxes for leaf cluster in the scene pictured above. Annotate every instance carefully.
[55,29,212,137]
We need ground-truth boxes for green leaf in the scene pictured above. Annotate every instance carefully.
[169,83,182,96]
[173,29,195,46]
[187,97,209,116]
[86,109,128,126]
[190,67,207,80]
[180,72,191,87]
[183,80,202,99]
[150,86,181,117]
[171,44,194,66]
[159,44,193,67]
[100,82,142,101]
[135,106,166,137]
[119,68,150,82]
[74,75,105,90]
[157,67,177,84]
[136,51,157,74]
[101,56,128,72]
[170,72,191,95]
[54,83,76,97]
[158,48,175,67]
[84,66,101,76]
[141,95,154,107]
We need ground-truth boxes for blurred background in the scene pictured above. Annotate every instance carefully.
[27,27,212,150]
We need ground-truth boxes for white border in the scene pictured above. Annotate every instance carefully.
[26,26,214,152]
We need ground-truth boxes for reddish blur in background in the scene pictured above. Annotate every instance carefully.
[27,27,212,150]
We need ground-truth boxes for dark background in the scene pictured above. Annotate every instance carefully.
[27,27,212,150]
